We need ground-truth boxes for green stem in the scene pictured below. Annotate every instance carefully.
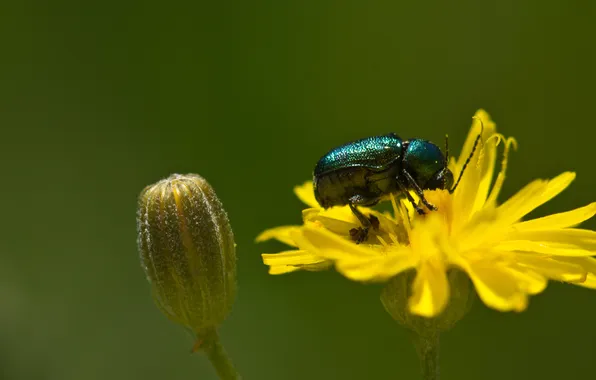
[198,329,240,380]
[413,330,440,380]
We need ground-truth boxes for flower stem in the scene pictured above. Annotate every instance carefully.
[198,329,240,380]
[413,330,440,380]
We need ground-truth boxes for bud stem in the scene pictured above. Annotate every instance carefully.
[198,329,240,380]
[413,330,440,380]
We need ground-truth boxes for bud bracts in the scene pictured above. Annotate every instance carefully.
[137,174,236,333]
[381,269,473,334]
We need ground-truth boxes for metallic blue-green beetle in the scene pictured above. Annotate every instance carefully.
[313,132,479,243]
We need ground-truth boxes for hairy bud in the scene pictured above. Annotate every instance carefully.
[137,173,236,334]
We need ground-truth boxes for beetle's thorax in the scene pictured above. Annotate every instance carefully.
[402,139,447,190]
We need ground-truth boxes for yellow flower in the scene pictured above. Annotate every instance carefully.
[257,110,596,317]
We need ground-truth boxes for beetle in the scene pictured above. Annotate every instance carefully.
[313,128,481,243]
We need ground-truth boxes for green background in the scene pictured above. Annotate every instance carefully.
[1,1,595,379]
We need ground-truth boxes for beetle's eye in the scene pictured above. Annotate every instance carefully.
[426,168,453,190]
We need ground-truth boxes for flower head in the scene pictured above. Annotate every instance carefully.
[258,110,596,317]
[137,173,237,334]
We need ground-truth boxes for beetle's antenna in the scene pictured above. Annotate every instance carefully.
[449,117,484,193]
[444,134,449,168]
[444,134,450,188]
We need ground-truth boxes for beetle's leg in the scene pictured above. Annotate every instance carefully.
[396,180,426,215]
[348,195,380,228]
[348,203,371,244]
[401,169,438,211]
[347,195,379,244]
[349,203,372,227]
[369,214,380,230]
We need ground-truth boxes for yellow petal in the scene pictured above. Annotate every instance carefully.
[294,181,319,208]
[455,110,497,172]
[495,179,546,222]
[551,257,596,287]
[305,215,355,237]
[453,139,496,221]
[504,229,596,251]
[470,134,500,213]
[556,256,596,274]
[514,254,587,283]
[267,261,332,274]
[315,206,357,221]
[463,260,528,312]
[456,205,502,251]
[452,111,498,221]
[576,274,596,289]
[495,240,595,257]
[498,172,576,225]
[512,202,596,231]
[390,193,414,231]
[508,266,548,295]
[294,225,379,260]
[269,265,301,275]
[256,226,300,247]
[408,259,449,317]
[485,137,518,206]
[302,206,360,235]
[336,248,418,281]
[262,250,326,266]
[262,250,330,274]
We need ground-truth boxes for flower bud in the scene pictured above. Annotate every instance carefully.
[380,269,473,335]
[137,173,236,334]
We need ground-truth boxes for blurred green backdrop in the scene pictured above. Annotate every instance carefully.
[1,1,595,379]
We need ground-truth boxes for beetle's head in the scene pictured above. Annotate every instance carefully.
[425,167,454,190]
